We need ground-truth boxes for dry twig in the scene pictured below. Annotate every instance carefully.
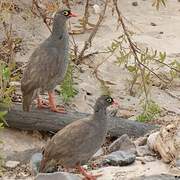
[2,22,15,64]
[82,0,90,31]
[164,90,180,102]
[69,21,79,61]
[31,0,52,33]
[154,58,180,74]
[76,0,108,65]
[92,50,116,96]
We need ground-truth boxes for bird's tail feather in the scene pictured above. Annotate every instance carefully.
[22,91,34,111]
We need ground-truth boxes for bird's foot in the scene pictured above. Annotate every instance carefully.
[50,106,66,114]
[37,98,66,113]
[77,166,102,180]
[48,91,66,113]
[37,99,49,109]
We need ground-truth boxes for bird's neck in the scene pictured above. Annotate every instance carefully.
[51,21,67,39]
[93,104,107,122]
[92,105,108,137]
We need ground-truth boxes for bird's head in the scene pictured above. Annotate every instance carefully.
[53,8,77,24]
[94,95,118,111]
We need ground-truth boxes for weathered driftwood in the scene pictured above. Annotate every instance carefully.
[3,104,158,138]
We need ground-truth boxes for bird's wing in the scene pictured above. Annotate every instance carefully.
[43,117,97,160]
[21,47,60,94]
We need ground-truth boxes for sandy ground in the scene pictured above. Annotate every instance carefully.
[92,161,178,180]
[70,0,180,115]
[2,0,179,115]
[0,129,45,158]
[0,0,180,179]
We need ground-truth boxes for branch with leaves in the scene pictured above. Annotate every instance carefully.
[113,0,154,101]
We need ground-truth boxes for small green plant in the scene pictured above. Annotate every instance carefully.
[0,111,7,125]
[0,9,20,129]
[0,62,15,106]
[59,64,78,102]
[136,100,161,122]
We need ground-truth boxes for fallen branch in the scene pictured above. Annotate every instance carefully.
[2,104,158,138]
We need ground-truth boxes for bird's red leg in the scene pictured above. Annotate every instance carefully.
[77,166,102,180]
[48,91,66,113]
[37,96,49,109]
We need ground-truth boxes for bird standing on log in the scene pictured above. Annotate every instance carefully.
[21,8,77,113]
[39,95,117,180]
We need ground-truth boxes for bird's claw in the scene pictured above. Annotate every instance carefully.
[37,99,49,109]
[50,106,67,114]
[83,173,102,180]
[77,166,102,180]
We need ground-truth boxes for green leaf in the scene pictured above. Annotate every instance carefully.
[169,61,176,66]
[60,64,78,102]
[127,65,136,72]
[159,52,166,62]
[0,111,8,126]
[136,100,161,122]
[2,67,10,80]
[0,111,7,118]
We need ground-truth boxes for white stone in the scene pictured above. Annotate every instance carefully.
[9,81,21,86]
[5,160,20,168]
[93,4,101,14]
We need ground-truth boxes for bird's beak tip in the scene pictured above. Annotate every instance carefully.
[69,12,78,17]
[112,100,119,107]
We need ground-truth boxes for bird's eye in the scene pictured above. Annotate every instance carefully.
[63,11,69,16]
[106,97,112,103]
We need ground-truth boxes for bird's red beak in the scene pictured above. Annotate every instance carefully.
[112,100,119,107]
[69,12,77,17]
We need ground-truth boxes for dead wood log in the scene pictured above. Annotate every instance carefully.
[2,104,158,138]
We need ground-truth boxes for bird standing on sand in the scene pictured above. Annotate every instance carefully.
[21,9,76,113]
[40,95,117,180]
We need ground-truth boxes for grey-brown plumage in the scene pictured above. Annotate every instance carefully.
[40,95,114,172]
[21,9,75,111]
